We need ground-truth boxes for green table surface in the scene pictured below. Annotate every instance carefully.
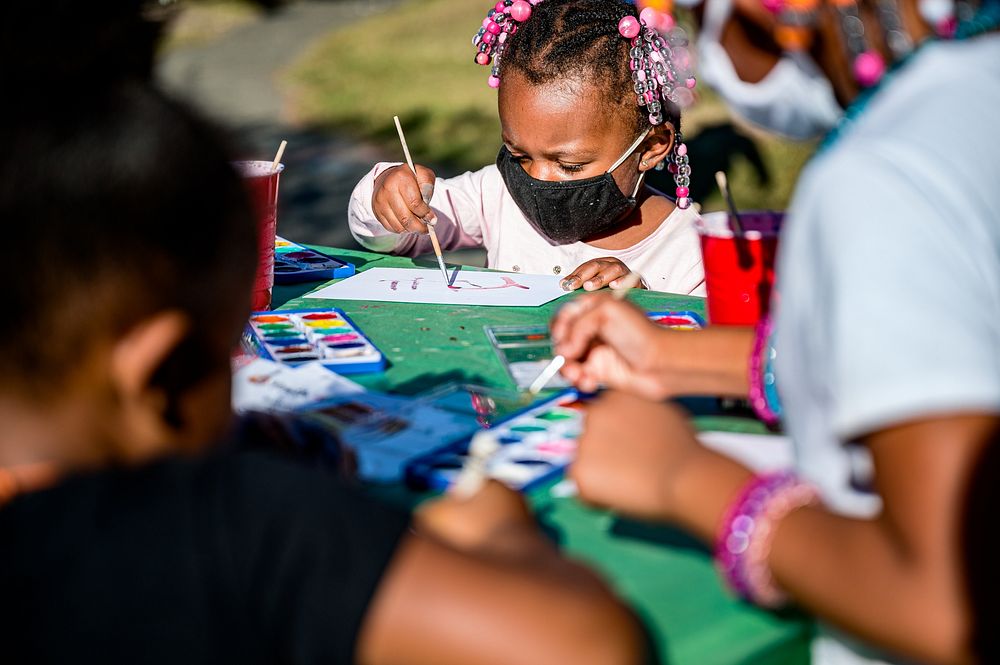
[275,246,814,665]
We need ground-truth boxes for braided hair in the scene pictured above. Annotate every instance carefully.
[473,0,696,208]
[493,0,681,136]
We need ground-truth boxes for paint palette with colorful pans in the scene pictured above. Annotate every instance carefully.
[646,310,706,330]
[405,390,585,493]
[484,324,572,391]
[244,308,386,374]
[274,236,356,284]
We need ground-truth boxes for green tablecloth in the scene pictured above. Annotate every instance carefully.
[275,247,814,665]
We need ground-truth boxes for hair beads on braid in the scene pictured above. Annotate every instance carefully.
[471,0,697,209]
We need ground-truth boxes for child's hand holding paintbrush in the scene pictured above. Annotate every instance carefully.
[368,116,450,282]
[371,154,438,236]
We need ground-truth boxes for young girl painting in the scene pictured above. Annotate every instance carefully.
[349,0,706,295]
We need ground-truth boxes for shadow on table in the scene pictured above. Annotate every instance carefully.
[390,369,496,397]
[610,518,712,556]
[326,252,375,271]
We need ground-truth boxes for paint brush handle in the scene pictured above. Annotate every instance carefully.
[394,115,449,279]
[271,140,287,174]
[714,171,745,236]
[715,171,753,270]
[452,431,500,499]
[611,270,644,299]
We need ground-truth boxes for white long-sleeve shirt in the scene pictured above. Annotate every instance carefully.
[348,162,706,296]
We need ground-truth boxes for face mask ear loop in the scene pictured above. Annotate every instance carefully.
[607,129,652,174]
[631,171,646,198]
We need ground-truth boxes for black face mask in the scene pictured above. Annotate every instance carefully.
[496,131,648,245]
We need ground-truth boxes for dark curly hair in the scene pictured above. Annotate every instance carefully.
[500,0,681,136]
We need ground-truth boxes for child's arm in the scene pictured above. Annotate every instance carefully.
[348,163,489,258]
[356,481,652,665]
[572,392,995,665]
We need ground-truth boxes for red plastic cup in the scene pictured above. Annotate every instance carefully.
[696,211,782,326]
[233,160,284,311]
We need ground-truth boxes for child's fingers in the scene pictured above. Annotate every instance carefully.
[560,261,604,291]
[415,165,437,201]
[583,261,629,292]
[374,203,407,234]
[549,295,601,344]
[388,195,429,235]
[609,270,642,290]
[398,167,437,225]
[552,298,615,361]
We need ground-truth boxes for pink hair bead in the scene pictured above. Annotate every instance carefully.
[639,7,659,25]
[686,77,697,89]
[529,0,543,4]
[636,69,647,81]
[676,143,688,157]
[495,1,505,12]
[677,197,691,209]
[483,17,492,28]
[618,15,641,39]
[659,13,676,30]
[498,32,508,43]
[675,186,689,198]
[482,31,496,43]
[644,90,656,102]
[476,52,491,66]
[487,20,501,34]
[488,75,501,88]
[854,50,886,87]
[510,0,532,22]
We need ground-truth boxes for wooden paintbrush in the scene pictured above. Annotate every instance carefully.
[393,116,450,283]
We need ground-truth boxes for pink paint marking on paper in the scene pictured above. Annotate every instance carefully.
[379,276,531,292]
[447,277,531,291]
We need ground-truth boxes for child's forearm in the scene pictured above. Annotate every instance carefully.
[670,414,996,665]
[655,326,754,398]
[349,163,487,259]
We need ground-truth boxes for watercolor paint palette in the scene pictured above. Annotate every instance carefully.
[485,312,705,390]
[244,308,386,374]
[647,310,706,330]
[484,324,572,391]
[299,392,482,482]
[405,390,585,493]
[274,236,355,284]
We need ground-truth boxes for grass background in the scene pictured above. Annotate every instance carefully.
[286,0,818,212]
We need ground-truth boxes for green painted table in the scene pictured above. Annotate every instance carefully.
[275,247,814,665]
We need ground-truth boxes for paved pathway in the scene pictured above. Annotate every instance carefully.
[158,0,398,250]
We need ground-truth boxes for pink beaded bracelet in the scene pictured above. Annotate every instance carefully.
[715,472,820,607]
[749,316,781,426]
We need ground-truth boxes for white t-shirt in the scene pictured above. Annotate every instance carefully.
[775,35,1000,665]
[348,162,706,296]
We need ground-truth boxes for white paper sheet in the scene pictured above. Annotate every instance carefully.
[304,267,568,307]
[233,359,365,413]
